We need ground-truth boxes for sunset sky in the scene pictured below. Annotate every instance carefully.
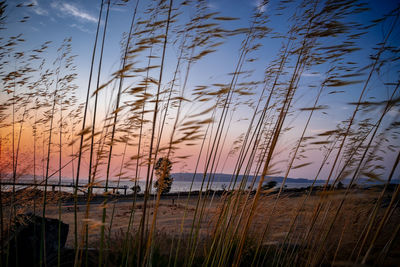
[0,0,399,183]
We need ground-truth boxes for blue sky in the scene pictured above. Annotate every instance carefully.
[6,0,399,100]
[1,0,400,181]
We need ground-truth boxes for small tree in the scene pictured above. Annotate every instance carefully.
[337,181,344,190]
[262,180,277,190]
[131,185,141,193]
[154,157,173,194]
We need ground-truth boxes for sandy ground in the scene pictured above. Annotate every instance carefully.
[3,187,399,258]
[32,188,397,250]
[43,195,219,247]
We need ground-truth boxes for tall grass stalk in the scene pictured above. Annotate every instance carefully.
[80,0,111,265]
[360,150,400,264]
[184,8,268,265]
[352,81,400,262]
[141,1,174,264]
[39,41,65,267]
[307,10,399,265]
[106,0,140,261]
[73,0,104,254]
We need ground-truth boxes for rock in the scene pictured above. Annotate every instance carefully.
[4,213,69,266]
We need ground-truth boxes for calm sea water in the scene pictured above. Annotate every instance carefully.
[1,178,326,195]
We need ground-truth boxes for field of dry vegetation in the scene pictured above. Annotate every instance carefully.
[0,0,399,266]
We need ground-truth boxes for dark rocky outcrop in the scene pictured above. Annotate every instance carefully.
[4,213,69,267]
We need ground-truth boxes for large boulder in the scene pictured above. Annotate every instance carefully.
[4,213,69,266]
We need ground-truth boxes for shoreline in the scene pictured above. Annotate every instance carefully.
[2,183,397,203]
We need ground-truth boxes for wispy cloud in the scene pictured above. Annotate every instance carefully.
[309,128,329,134]
[51,2,97,23]
[70,24,93,34]
[388,109,400,118]
[110,6,127,13]
[206,2,218,10]
[302,72,322,77]
[254,0,267,13]
[29,0,49,16]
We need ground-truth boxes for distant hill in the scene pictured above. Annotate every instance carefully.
[171,173,397,186]
[2,172,397,186]
[172,173,318,184]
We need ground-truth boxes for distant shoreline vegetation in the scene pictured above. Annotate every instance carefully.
[0,172,396,188]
